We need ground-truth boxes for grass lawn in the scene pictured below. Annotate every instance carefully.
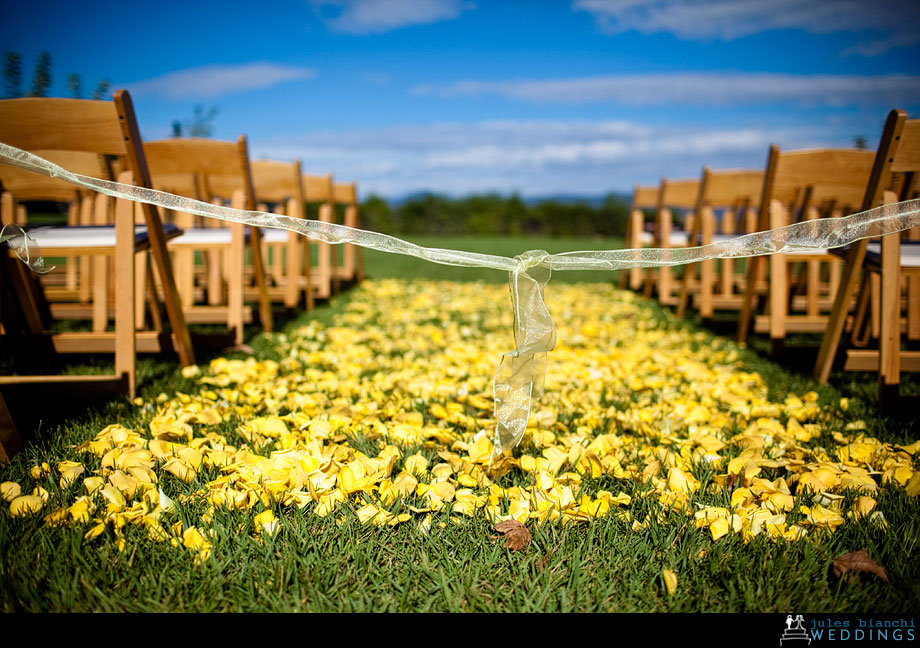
[1,235,918,613]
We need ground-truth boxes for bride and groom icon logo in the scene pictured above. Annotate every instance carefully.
[781,615,811,645]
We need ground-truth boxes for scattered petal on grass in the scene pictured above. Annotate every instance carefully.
[494,520,532,550]
[2,280,917,563]
[1,481,21,502]
[906,472,920,497]
[662,568,678,595]
[10,495,44,516]
[832,550,889,583]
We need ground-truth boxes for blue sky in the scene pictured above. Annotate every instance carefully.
[3,0,920,198]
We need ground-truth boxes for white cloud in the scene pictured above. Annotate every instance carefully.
[415,72,920,106]
[310,0,474,34]
[126,63,315,100]
[572,0,920,55]
[252,118,839,198]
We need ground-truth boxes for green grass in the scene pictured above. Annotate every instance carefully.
[363,234,624,283]
[2,234,919,612]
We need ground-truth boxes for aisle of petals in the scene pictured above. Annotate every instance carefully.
[3,279,919,562]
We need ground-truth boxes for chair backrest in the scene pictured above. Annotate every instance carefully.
[630,184,658,211]
[0,93,163,193]
[303,173,334,203]
[333,181,357,206]
[251,159,304,204]
[659,178,699,210]
[758,146,876,229]
[700,168,763,209]
[0,150,105,203]
[864,110,920,207]
[144,136,257,210]
[655,178,699,236]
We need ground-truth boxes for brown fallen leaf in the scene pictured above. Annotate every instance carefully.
[832,550,889,583]
[494,520,532,551]
[724,466,745,494]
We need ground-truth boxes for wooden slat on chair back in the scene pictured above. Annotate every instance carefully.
[251,159,301,203]
[702,170,763,208]
[893,120,920,173]
[303,174,333,202]
[659,179,698,209]
[333,182,357,205]
[769,148,875,206]
[631,185,658,210]
[148,173,203,201]
[808,184,867,214]
[0,98,125,155]
[144,138,244,178]
[0,150,105,202]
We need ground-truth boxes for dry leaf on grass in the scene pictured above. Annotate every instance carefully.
[832,550,889,582]
[724,467,745,494]
[494,520,532,551]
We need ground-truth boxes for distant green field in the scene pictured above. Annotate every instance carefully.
[363,234,625,283]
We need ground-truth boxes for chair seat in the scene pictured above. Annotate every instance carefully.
[783,247,831,256]
[640,231,690,246]
[865,241,920,269]
[169,227,250,246]
[8,224,181,251]
[260,227,291,244]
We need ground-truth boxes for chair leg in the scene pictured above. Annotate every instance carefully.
[676,262,694,319]
[135,252,147,330]
[249,226,273,332]
[769,253,787,354]
[814,240,867,383]
[228,223,245,346]
[114,196,136,397]
[284,232,301,309]
[879,234,901,403]
[738,256,762,345]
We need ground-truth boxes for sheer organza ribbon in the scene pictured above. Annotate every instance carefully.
[2,142,920,455]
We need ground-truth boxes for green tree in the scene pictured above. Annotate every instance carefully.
[361,194,395,233]
[3,52,22,98]
[67,73,82,99]
[90,79,110,100]
[27,50,52,97]
[185,104,219,137]
[853,135,869,150]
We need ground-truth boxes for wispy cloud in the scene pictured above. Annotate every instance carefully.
[414,72,920,106]
[126,63,315,100]
[573,0,920,56]
[253,118,837,197]
[310,0,474,35]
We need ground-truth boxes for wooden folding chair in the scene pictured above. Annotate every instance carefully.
[0,151,160,330]
[0,150,100,305]
[0,93,195,400]
[813,109,920,401]
[143,136,273,346]
[676,168,763,320]
[737,146,876,352]
[332,180,365,286]
[250,158,313,310]
[303,172,337,300]
[644,178,699,306]
[618,184,658,291]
